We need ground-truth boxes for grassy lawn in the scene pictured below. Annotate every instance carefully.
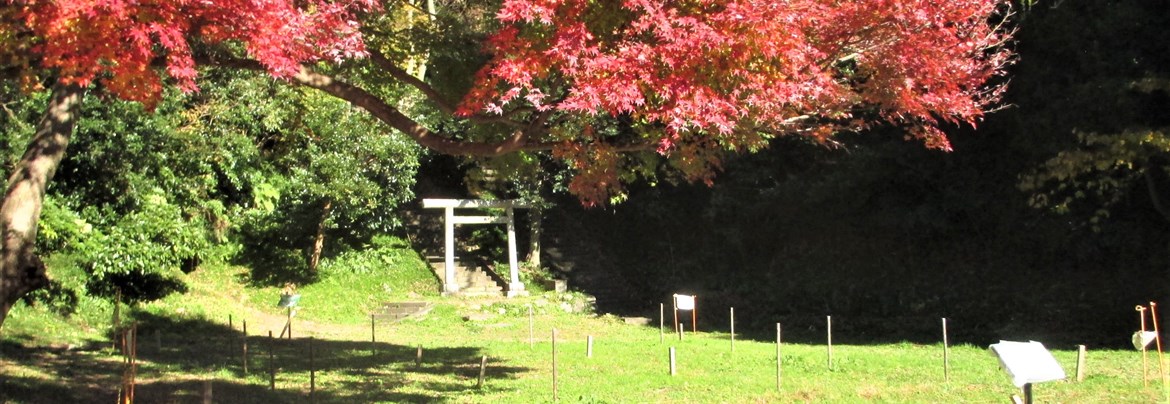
[0,239,1164,403]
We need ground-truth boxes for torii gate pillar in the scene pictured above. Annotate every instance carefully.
[422,199,531,297]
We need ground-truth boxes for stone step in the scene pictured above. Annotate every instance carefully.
[371,301,433,323]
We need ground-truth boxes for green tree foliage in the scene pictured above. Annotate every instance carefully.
[1016,1,1170,229]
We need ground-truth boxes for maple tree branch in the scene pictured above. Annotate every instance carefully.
[367,49,526,128]
[202,55,557,156]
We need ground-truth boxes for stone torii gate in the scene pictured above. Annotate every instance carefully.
[422,198,531,297]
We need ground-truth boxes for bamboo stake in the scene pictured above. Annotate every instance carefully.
[669,347,677,376]
[776,323,783,390]
[552,328,558,401]
[943,318,950,382]
[1140,305,1150,387]
[730,307,735,353]
[659,303,664,344]
[827,315,833,370]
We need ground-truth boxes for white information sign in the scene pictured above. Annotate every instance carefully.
[674,294,695,311]
[989,340,1067,388]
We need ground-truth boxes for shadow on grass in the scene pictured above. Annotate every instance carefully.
[1,311,529,403]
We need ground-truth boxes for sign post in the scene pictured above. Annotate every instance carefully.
[990,340,1066,404]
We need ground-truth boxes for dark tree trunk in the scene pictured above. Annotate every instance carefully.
[0,82,84,327]
[307,199,333,274]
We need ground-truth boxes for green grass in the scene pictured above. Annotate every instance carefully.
[1,237,1166,403]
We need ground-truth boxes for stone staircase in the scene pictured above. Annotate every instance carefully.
[543,207,649,314]
[426,256,505,297]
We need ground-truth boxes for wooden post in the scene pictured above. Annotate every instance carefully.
[371,314,377,357]
[529,305,534,348]
[229,314,233,331]
[942,318,950,382]
[1076,344,1087,382]
[477,355,488,389]
[130,323,138,404]
[552,328,558,401]
[310,337,316,402]
[587,335,594,358]
[287,307,293,340]
[669,347,677,376]
[1022,383,1033,404]
[692,296,697,333]
[826,315,833,370]
[776,323,783,390]
[1151,302,1166,385]
[268,331,275,391]
[673,298,679,335]
[242,320,249,375]
[202,379,212,404]
[730,307,735,353]
[416,345,423,369]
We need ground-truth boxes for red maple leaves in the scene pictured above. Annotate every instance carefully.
[10,0,377,106]
[466,0,1014,204]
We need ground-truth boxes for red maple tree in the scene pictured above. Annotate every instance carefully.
[0,0,1015,323]
[464,0,1014,204]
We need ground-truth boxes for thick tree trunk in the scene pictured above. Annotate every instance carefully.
[307,199,333,274]
[0,82,84,327]
[526,207,541,268]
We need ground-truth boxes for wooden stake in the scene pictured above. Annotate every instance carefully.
[669,347,677,376]
[416,345,423,369]
[371,314,377,357]
[776,323,783,390]
[673,298,679,336]
[477,355,488,389]
[242,320,249,375]
[287,307,293,340]
[826,315,833,370]
[587,335,594,358]
[202,379,212,404]
[692,296,697,333]
[529,305,534,348]
[552,328,558,401]
[229,314,233,331]
[942,318,950,382]
[309,337,316,402]
[1151,302,1166,381]
[1153,302,1169,401]
[730,307,735,353]
[1076,345,1086,382]
[1023,383,1033,404]
[268,331,275,391]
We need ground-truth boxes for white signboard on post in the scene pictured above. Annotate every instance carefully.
[989,340,1067,388]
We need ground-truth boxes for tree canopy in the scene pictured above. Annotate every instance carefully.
[0,0,1017,325]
